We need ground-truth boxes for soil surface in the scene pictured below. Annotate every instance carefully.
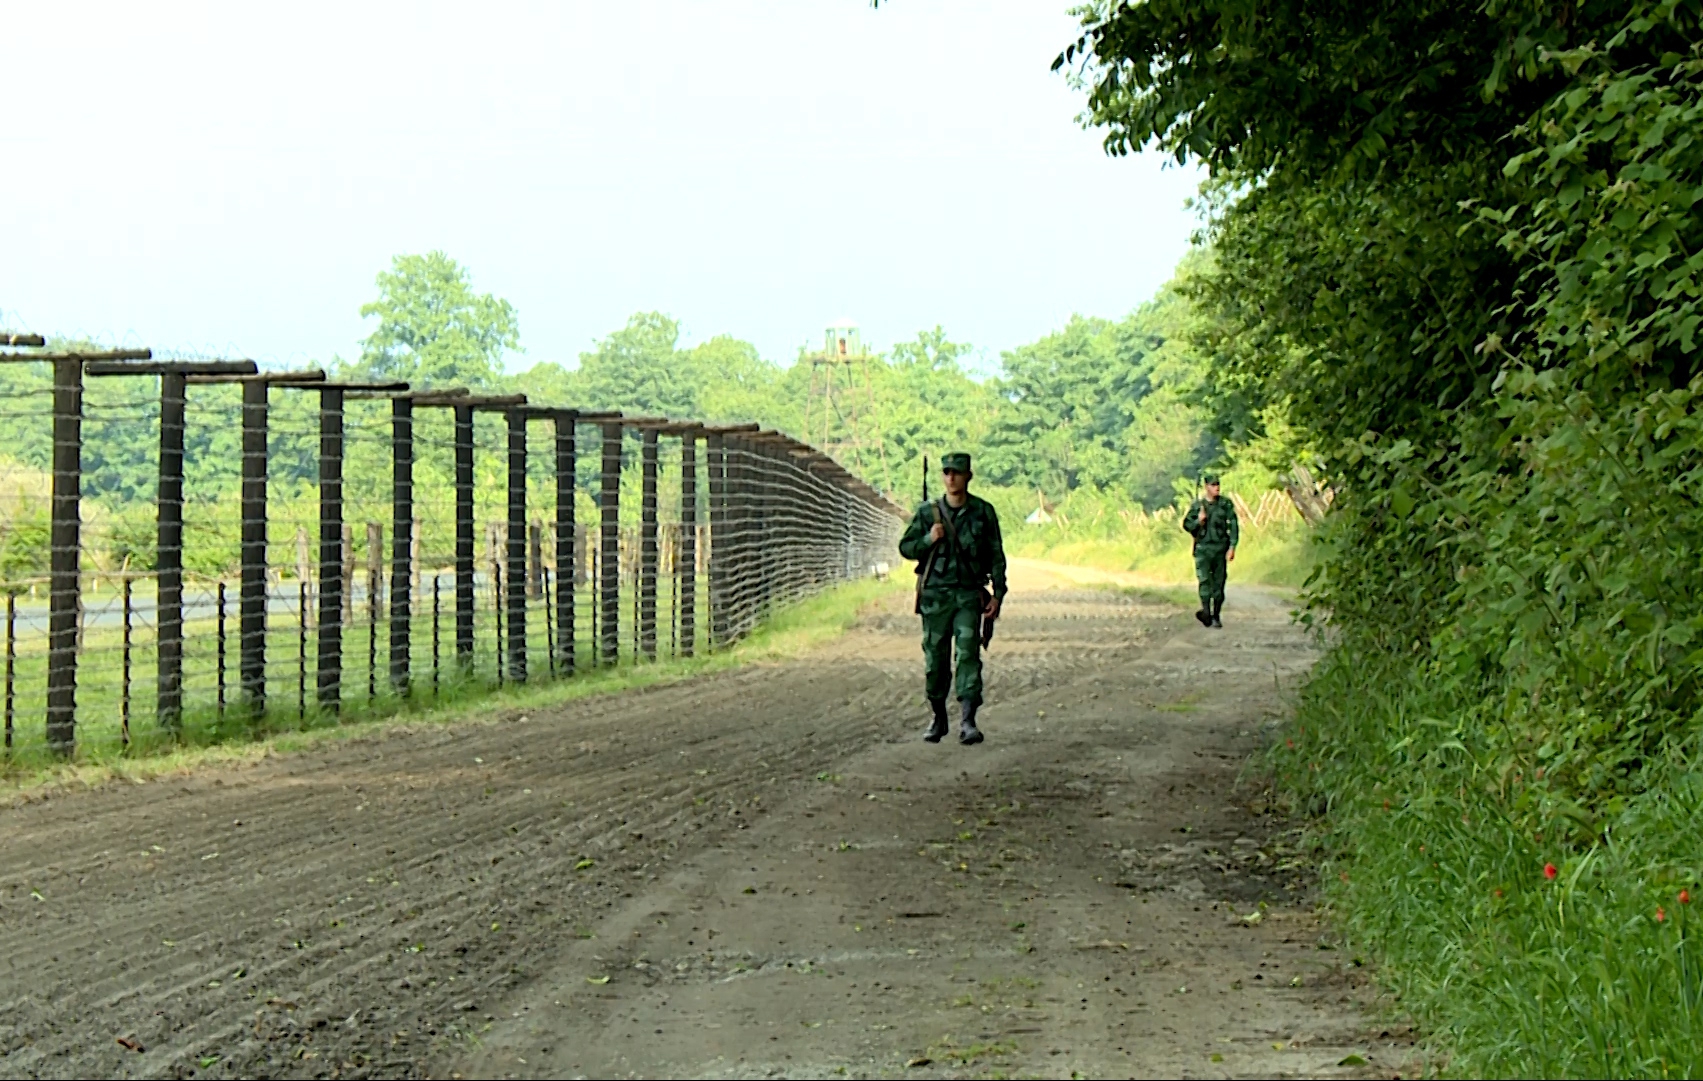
[0,559,1412,1079]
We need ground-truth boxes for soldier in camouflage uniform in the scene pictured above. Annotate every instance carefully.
[1183,472,1239,628]
[897,452,1007,745]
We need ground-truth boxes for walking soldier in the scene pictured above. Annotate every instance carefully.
[1183,472,1239,627]
[898,452,1007,745]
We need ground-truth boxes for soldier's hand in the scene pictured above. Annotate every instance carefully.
[1197,507,1208,524]
[1227,547,1236,563]
[983,595,1001,619]
[929,523,945,544]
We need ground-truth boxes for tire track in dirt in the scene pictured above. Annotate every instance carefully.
[0,660,921,1077]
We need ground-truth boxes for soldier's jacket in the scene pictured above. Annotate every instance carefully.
[899,494,1009,600]
[1183,495,1240,551]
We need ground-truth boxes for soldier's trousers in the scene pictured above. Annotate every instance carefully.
[920,587,984,703]
[1194,546,1228,609]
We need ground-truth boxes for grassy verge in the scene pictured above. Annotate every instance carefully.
[0,575,907,798]
[1275,648,1703,1077]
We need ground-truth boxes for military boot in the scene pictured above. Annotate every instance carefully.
[1195,606,1212,627]
[923,699,950,743]
[1211,597,1224,629]
[958,699,984,745]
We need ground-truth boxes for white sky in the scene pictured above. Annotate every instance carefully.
[1,1,1201,377]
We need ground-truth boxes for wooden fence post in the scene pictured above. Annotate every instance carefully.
[45,358,81,752]
[390,397,412,694]
[554,413,576,675]
[157,372,186,729]
[599,421,621,666]
[505,407,527,683]
[240,378,268,713]
[680,428,697,658]
[316,385,345,712]
[639,427,658,659]
[454,405,475,669]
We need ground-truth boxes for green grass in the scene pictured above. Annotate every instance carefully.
[1277,649,1703,1077]
[0,574,907,795]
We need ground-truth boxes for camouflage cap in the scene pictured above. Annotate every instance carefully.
[1202,472,1222,485]
[941,452,972,473]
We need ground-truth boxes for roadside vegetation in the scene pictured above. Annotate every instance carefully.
[1066,0,1703,1074]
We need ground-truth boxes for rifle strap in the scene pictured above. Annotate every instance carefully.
[914,504,942,613]
[935,498,962,552]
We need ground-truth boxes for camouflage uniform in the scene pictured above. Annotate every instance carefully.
[897,453,1007,740]
[1182,474,1239,625]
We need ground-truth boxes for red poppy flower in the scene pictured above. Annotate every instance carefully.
[1681,889,1692,905]
[1656,907,1667,923]
[1543,863,1558,881]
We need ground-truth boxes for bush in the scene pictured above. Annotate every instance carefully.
[1276,646,1703,1077]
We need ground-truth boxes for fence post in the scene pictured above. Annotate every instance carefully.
[506,407,527,683]
[730,437,750,637]
[599,421,621,666]
[454,405,475,669]
[158,372,186,730]
[706,434,726,647]
[317,385,344,712]
[640,427,658,659]
[680,428,697,658]
[390,396,412,694]
[240,377,268,714]
[46,358,81,753]
[755,441,771,623]
[554,412,576,676]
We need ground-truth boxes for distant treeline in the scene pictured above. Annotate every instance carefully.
[0,250,1245,580]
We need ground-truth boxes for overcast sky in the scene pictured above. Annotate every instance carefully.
[2,2,1201,376]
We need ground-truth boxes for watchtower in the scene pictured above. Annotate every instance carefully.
[801,320,889,493]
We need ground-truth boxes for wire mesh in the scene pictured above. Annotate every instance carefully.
[0,351,903,758]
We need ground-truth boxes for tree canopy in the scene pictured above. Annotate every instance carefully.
[358,251,521,388]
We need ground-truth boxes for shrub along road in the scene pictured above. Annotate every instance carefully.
[0,560,1409,1078]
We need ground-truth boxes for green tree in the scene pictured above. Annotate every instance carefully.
[359,251,520,388]
[689,335,784,426]
[864,328,998,493]
[569,311,696,416]
[981,266,1219,509]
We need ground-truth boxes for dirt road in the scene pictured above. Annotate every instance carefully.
[0,559,1408,1079]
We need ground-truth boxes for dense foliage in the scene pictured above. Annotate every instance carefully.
[356,251,520,388]
[1070,0,1703,1072]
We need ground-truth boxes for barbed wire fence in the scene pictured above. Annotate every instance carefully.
[0,339,904,758]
